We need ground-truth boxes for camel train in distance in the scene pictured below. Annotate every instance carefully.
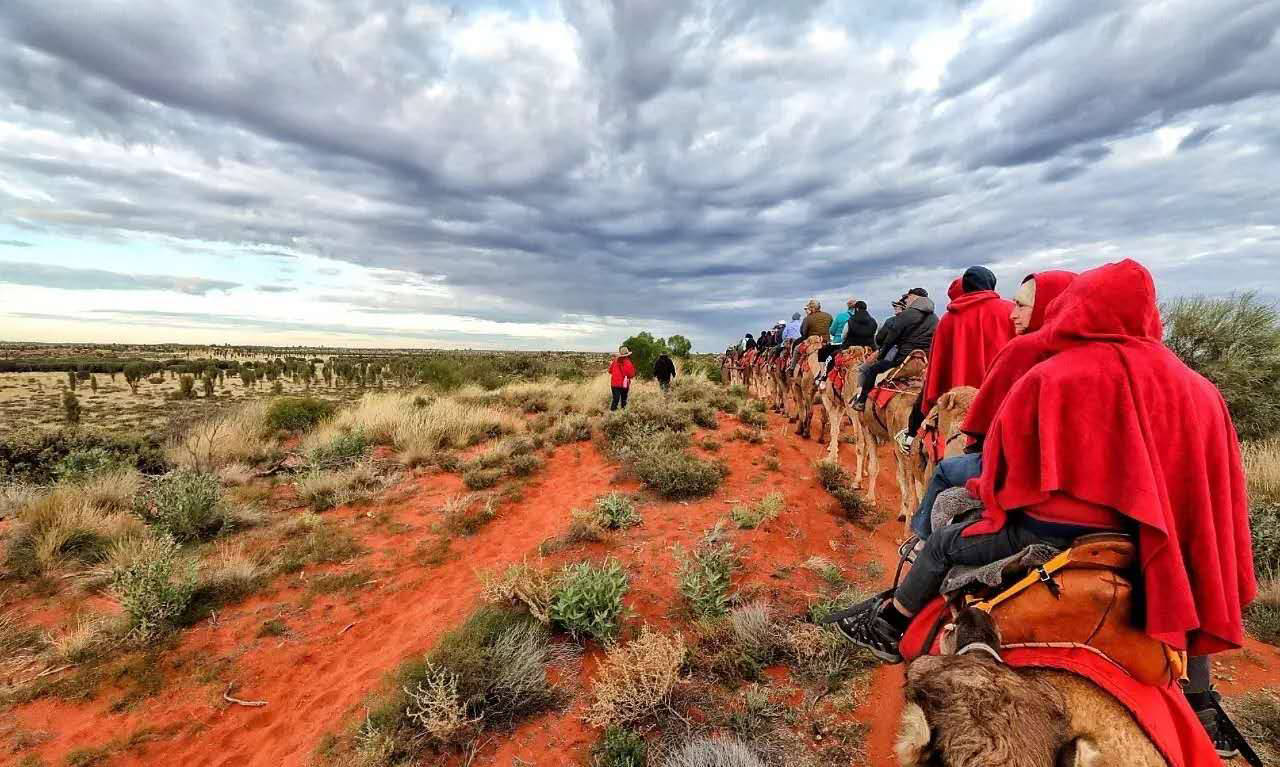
[721,345,1192,767]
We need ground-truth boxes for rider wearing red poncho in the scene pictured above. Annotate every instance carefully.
[900,266,1015,453]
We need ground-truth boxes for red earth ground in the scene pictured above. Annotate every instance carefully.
[6,409,1279,767]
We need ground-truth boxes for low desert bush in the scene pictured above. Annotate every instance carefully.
[1,428,168,485]
[737,408,767,429]
[47,614,119,664]
[482,560,554,623]
[109,536,197,643]
[4,490,147,577]
[275,513,364,573]
[1251,500,1280,575]
[133,470,238,542]
[1244,440,1280,500]
[438,494,500,536]
[814,460,870,520]
[659,738,765,767]
[1246,579,1280,645]
[189,544,266,613]
[594,493,641,529]
[265,396,336,432]
[730,493,783,529]
[687,602,780,682]
[631,450,725,500]
[462,466,503,490]
[78,469,143,513]
[730,427,764,444]
[169,401,275,471]
[53,448,125,483]
[307,429,371,468]
[1225,688,1280,767]
[356,607,562,757]
[676,526,738,619]
[586,627,685,728]
[780,621,869,689]
[550,558,629,642]
[296,461,388,512]
[552,414,593,445]
[593,727,648,767]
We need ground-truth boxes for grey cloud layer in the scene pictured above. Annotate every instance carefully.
[0,261,241,295]
[2,0,1279,350]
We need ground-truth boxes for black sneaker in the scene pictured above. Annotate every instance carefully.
[1195,707,1241,759]
[833,601,903,664]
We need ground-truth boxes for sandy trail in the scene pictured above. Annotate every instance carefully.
[9,408,1278,767]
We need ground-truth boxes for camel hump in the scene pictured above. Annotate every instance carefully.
[1035,670,1167,767]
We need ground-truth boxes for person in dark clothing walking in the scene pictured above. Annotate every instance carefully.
[654,353,676,393]
[851,288,937,411]
[609,346,637,411]
[842,301,878,349]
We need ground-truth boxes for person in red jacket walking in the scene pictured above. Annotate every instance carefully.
[609,346,637,411]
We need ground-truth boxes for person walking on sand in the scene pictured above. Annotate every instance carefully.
[609,346,637,411]
[654,351,676,393]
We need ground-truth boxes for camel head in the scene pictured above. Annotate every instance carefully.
[933,386,978,459]
[897,608,1085,767]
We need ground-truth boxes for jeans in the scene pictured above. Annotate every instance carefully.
[658,378,672,393]
[910,454,983,539]
[610,386,629,410]
[856,358,899,402]
[895,516,1090,614]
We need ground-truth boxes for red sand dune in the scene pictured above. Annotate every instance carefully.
[10,410,1279,767]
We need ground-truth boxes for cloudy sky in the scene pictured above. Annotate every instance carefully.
[1,0,1279,352]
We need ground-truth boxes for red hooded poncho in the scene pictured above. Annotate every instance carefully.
[960,270,1077,441]
[965,260,1255,654]
[919,280,1016,415]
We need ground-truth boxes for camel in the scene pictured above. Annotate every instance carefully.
[789,337,823,438]
[854,351,928,518]
[900,386,978,525]
[818,346,875,462]
[897,608,1166,767]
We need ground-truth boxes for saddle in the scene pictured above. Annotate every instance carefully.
[955,533,1186,687]
[878,349,928,386]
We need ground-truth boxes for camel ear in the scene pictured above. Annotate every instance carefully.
[895,702,932,766]
[1057,738,1102,767]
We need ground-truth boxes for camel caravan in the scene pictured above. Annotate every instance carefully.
[718,261,1261,767]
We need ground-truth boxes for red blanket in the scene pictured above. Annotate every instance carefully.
[921,288,1016,415]
[961,271,1077,441]
[869,386,902,410]
[965,260,1255,654]
[900,601,1218,767]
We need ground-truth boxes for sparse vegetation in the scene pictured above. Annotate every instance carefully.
[133,470,234,541]
[659,738,765,767]
[437,493,500,536]
[265,396,336,432]
[730,493,783,529]
[593,727,648,767]
[109,536,197,644]
[296,461,389,512]
[676,525,738,619]
[814,460,871,519]
[1225,688,1280,767]
[550,558,629,642]
[586,627,685,728]
[594,492,642,529]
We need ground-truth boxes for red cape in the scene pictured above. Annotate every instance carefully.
[965,260,1255,654]
[961,271,1077,440]
[920,289,1016,414]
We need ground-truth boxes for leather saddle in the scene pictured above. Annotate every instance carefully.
[962,533,1186,687]
[877,349,929,386]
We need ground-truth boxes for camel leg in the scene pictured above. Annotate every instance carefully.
[864,432,879,505]
[824,395,842,462]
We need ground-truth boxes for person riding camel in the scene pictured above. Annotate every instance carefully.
[907,270,1077,540]
[782,313,802,344]
[895,266,1015,454]
[829,299,854,346]
[842,300,878,349]
[799,299,833,344]
[836,262,1256,729]
[851,288,936,411]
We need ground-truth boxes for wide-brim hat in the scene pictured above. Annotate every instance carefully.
[617,346,632,356]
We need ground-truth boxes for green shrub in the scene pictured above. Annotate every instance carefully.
[176,375,196,400]
[595,493,641,529]
[53,448,124,483]
[593,727,648,767]
[264,396,335,432]
[631,449,724,500]
[62,389,81,424]
[551,415,592,445]
[619,332,669,381]
[685,404,719,429]
[738,408,767,428]
[601,402,694,453]
[730,492,784,529]
[550,558,629,642]
[508,453,542,477]
[133,471,229,542]
[0,428,169,485]
[1163,293,1280,440]
[308,429,370,467]
[110,536,197,643]
[462,466,503,490]
[676,526,738,619]
[1251,500,1280,575]
[276,514,363,573]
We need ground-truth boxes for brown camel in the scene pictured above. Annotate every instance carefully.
[819,346,875,461]
[897,608,1165,767]
[854,351,928,517]
[900,386,978,528]
[790,337,823,438]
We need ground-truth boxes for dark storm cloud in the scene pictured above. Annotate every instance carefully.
[0,261,240,295]
[1,0,1279,351]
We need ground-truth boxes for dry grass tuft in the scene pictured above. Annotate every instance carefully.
[1244,439,1280,499]
[586,627,685,728]
[658,737,765,767]
[5,489,147,577]
[47,613,121,664]
[295,461,392,512]
[481,560,554,623]
[169,400,276,470]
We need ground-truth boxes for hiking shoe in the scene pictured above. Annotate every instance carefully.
[833,602,903,664]
[895,429,913,454]
[1195,708,1241,759]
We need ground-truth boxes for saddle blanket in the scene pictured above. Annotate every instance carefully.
[869,386,901,409]
[901,599,1219,767]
